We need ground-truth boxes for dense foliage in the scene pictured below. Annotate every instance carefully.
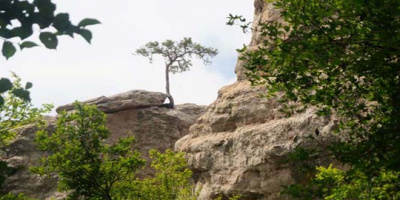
[135,38,218,108]
[239,0,400,199]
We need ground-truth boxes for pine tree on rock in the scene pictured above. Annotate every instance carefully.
[135,38,218,108]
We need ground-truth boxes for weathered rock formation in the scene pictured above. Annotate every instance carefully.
[3,90,206,199]
[175,1,339,200]
[175,82,338,200]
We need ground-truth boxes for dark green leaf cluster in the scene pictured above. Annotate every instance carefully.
[0,0,100,59]
[33,102,145,200]
[0,75,32,107]
[241,0,400,198]
[135,37,218,74]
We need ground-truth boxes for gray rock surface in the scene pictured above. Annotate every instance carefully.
[2,118,60,200]
[176,82,339,200]
[106,103,206,176]
[56,90,168,113]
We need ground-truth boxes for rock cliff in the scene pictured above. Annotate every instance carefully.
[175,1,338,199]
[3,90,206,199]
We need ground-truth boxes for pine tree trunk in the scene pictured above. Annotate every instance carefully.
[165,65,174,108]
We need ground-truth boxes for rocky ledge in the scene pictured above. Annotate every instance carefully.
[56,90,169,113]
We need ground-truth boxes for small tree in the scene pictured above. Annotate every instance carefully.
[135,37,218,108]
[33,102,145,200]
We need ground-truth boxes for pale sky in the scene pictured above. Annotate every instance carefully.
[0,0,254,114]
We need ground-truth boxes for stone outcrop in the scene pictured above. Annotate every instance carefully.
[56,90,168,113]
[175,1,339,199]
[3,90,206,199]
[175,82,338,200]
[105,102,207,177]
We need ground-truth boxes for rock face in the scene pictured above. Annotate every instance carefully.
[175,82,337,200]
[105,103,207,177]
[3,90,206,198]
[2,118,69,200]
[175,1,338,200]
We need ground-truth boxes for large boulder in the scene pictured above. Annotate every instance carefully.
[56,90,168,113]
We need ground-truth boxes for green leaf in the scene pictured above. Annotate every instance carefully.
[78,29,92,44]
[12,25,34,40]
[2,41,16,59]
[0,78,13,93]
[19,41,38,50]
[39,32,58,49]
[25,82,33,89]
[0,28,13,39]
[0,96,4,106]
[78,18,101,27]
[53,13,72,32]
[33,0,56,19]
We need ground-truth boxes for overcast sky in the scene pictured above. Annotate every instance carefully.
[0,0,254,114]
